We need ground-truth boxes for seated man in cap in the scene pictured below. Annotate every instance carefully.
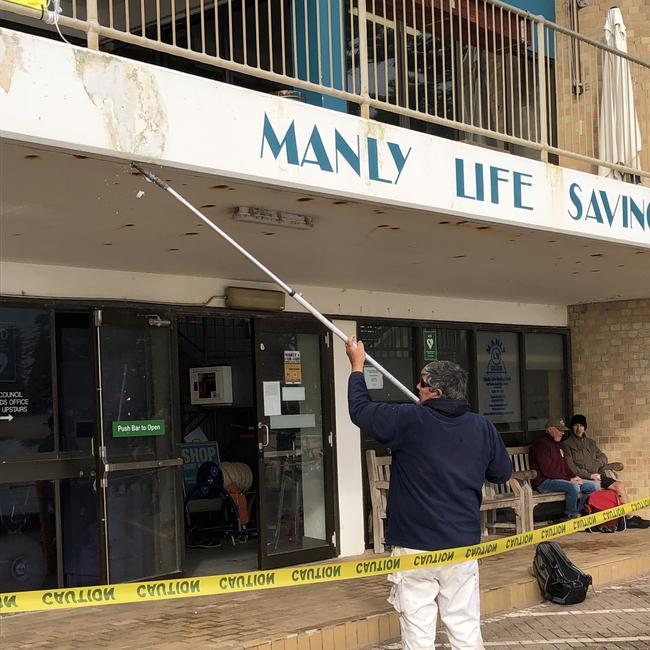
[530,418,600,520]
[562,414,650,529]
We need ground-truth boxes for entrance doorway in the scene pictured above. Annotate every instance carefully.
[177,313,337,576]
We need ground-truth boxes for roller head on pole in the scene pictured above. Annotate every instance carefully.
[131,163,170,191]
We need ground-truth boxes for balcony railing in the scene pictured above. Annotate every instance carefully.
[1,0,648,180]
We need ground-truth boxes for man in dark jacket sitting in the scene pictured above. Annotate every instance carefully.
[562,414,650,529]
[531,418,599,520]
[346,336,512,650]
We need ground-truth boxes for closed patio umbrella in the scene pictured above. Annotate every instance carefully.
[598,7,642,180]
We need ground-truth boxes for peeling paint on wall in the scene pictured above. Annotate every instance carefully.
[74,50,168,156]
[0,31,24,94]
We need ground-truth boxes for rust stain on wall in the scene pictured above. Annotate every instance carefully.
[0,31,24,94]
[74,50,168,156]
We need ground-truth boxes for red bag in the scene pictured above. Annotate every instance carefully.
[583,489,626,533]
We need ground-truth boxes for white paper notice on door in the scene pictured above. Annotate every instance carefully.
[263,381,281,416]
[364,366,384,390]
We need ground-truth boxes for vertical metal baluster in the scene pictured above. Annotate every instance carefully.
[515,13,523,139]
[412,0,419,113]
[531,16,539,143]
[499,7,506,135]
[199,0,206,52]
[358,0,371,116]
[109,0,114,30]
[431,0,438,117]
[291,0,298,75]
[156,0,161,41]
[466,0,474,128]
[524,16,532,143]
[490,2,498,133]
[315,0,323,85]
[214,0,220,57]
[475,0,483,130]
[369,0,377,100]
[254,0,260,68]
[536,19,547,161]
[338,0,346,91]
[140,0,146,37]
[171,0,177,46]
[268,0,274,72]
[327,0,334,88]
[457,0,465,125]
[185,0,191,48]
[544,29,557,146]
[86,0,99,48]
[303,0,310,80]
[227,0,234,60]
[421,0,428,115]
[482,0,489,132]
[349,0,357,93]
[382,0,389,103]
[386,0,394,106]
[241,0,248,65]
[125,0,130,34]
[401,0,408,108]
[448,0,456,122]
[280,0,286,74]
[507,10,515,138]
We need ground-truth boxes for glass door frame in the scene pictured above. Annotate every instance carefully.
[92,308,185,584]
[253,316,337,570]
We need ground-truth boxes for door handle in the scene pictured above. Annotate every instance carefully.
[258,422,269,450]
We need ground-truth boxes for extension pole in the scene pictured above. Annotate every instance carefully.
[132,163,418,403]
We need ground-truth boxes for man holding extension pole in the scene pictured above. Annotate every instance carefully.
[346,336,512,650]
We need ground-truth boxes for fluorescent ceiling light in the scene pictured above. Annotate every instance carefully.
[234,206,314,230]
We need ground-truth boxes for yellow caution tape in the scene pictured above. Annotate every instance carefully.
[1,496,648,614]
[5,0,44,10]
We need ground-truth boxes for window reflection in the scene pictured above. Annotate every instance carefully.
[525,333,566,439]
[0,308,53,456]
[0,481,56,592]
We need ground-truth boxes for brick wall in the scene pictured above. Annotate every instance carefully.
[568,300,650,504]
[553,0,650,175]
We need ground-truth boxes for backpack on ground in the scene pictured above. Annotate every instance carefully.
[532,541,592,605]
[583,489,626,533]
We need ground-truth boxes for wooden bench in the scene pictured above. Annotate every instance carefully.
[507,445,566,527]
[365,448,532,553]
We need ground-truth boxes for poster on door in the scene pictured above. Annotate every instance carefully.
[283,350,302,384]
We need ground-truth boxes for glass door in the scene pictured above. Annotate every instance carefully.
[93,309,183,583]
[254,318,336,569]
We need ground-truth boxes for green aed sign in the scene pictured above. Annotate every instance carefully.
[112,420,166,438]
[423,329,438,361]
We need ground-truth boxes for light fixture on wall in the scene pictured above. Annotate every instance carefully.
[234,206,314,230]
[225,286,286,311]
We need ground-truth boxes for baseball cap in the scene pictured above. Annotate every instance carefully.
[545,417,568,431]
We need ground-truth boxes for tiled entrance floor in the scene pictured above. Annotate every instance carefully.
[1,530,649,649]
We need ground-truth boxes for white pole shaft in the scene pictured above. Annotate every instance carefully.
[133,164,418,403]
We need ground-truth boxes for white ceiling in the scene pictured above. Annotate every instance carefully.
[2,140,650,306]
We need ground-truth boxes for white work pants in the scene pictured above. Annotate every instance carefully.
[388,547,484,650]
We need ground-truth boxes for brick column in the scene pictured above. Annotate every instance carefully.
[569,299,650,504]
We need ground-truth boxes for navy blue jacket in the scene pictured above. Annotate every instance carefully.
[349,372,512,551]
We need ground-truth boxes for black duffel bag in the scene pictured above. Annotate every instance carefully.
[532,541,592,605]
